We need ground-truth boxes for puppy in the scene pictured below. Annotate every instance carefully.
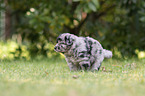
[54,33,112,71]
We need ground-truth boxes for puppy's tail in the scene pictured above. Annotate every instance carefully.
[103,49,112,59]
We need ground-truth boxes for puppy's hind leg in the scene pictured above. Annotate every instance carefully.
[91,57,104,71]
[91,62,101,71]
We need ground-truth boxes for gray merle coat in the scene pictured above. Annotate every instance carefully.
[54,33,112,71]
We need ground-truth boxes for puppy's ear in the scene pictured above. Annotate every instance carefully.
[56,34,62,43]
[65,35,73,46]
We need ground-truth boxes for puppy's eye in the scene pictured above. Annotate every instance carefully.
[57,38,62,43]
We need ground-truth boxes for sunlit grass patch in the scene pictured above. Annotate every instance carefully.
[0,58,145,96]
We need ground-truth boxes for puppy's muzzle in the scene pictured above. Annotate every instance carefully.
[54,46,60,51]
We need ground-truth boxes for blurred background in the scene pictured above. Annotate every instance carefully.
[0,0,145,60]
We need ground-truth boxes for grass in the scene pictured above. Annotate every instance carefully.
[0,58,145,96]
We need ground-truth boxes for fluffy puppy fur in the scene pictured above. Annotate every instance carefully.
[54,33,112,71]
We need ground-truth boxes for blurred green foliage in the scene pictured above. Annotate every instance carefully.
[0,0,145,58]
[0,41,29,59]
[0,41,65,60]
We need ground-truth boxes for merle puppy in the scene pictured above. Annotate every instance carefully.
[54,33,112,71]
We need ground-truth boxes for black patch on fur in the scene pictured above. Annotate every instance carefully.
[88,40,93,54]
[64,35,68,42]
[90,60,95,66]
[98,67,100,70]
[65,35,72,46]
[61,52,65,54]
[95,49,98,53]
[72,48,75,53]
[74,50,78,57]
[78,51,88,58]
[97,63,102,71]
[82,64,89,70]
[79,54,84,58]
[84,38,93,56]
[75,44,79,48]
[63,35,73,51]
[99,49,102,54]
[60,45,65,49]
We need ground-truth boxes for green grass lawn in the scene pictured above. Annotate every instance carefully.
[0,58,145,96]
